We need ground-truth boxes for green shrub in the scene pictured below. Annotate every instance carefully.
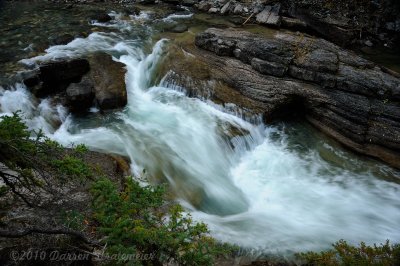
[0,112,91,205]
[91,177,234,265]
[51,155,92,181]
[296,240,400,266]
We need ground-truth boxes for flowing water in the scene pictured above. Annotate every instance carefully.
[1,3,400,258]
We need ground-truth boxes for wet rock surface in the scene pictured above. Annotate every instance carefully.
[195,28,400,167]
[88,52,127,111]
[26,58,90,97]
[23,53,127,113]
[66,75,95,112]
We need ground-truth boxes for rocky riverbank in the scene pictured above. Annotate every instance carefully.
[186,28,400,168]
[195,0,400,50]
[29,0,400,52]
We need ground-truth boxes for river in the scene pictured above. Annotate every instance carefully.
[0,2,399,258]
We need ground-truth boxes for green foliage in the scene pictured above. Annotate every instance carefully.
[61,209,86,231]
[51,155,92,180]
[0,185,9,197]
[73,143,89,154]
[296,240,400,266]
[0,112,92,206]
[91,177,234,265]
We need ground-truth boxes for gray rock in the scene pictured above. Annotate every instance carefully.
[195,28,400,168]
[281,17,307,31]
[23,53,127,112]
[66,75,95,112]
[289,7,356,47]
[217,0,229,5]
[182,0,197,6]
[253,5,264,14]
[208,8,219,14]
[198,1,212,11]
[163,0,181,4]
[251,58,288,77]
[51,34,74,46]
[364,40,373,47]
[256,4,281,26]
[220,1,232,15]
[168,24,189,33]
[233,4,243,15]
[90,12,112,23]
[88,53,127,110]
[294,49,338,74]
[32,59,90,97]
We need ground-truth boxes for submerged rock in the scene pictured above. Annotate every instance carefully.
[167,24,189,33]
[195,28,400,168]
[51,33,74,46]
[90,12,112,23]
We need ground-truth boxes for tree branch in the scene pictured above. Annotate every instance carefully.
[0,173,33,207]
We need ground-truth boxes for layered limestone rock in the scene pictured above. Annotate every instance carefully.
[194,28,400,167]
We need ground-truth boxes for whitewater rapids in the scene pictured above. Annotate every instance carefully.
[0,11,399,256]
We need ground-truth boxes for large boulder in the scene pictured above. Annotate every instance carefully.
[23,53,127,113]
[24,59,90,97]
[195,28,400,168]
[88,53,127,110]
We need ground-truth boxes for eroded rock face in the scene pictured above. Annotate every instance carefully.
[195,28,400,167]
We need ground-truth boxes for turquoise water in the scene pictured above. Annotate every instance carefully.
[0,3,399,257]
